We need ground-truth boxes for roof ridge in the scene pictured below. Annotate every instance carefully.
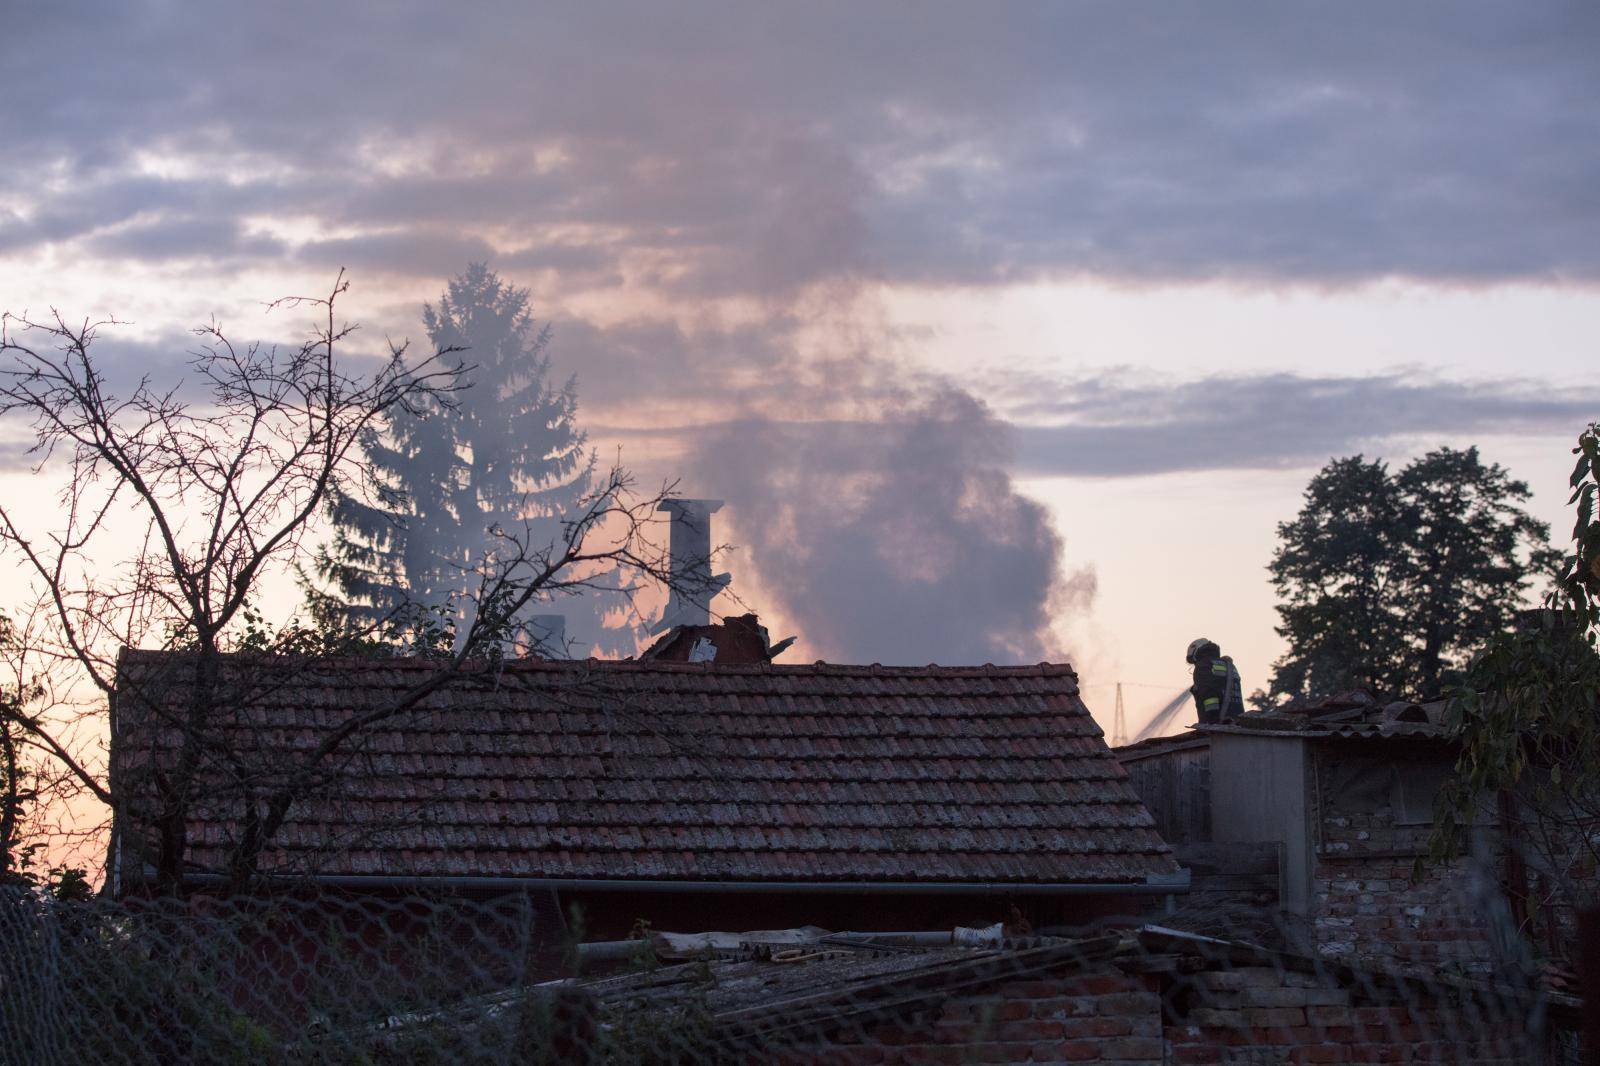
[114,647,1078,678]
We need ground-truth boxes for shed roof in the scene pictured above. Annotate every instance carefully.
[1199,690,1450,740]
[111,650,1177,887]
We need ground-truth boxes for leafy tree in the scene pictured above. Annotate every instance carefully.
[1263,456,1407,701]
[313,264,633,655]
[1395,447,1560,697]
[1265,446,1553,703]
[1429,421,1600,956]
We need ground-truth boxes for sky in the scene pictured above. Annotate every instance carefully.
[2,2,1598,739]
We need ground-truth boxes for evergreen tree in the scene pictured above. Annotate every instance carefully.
[1265,446,1554,703]
[313,264,623,654]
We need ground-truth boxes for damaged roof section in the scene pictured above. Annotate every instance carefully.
[638,613,796,664]
[112,652,1177,887]
[1202,689,1450,740]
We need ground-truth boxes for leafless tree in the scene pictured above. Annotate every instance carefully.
[0,275,688,892]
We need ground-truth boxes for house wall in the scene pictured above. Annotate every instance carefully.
[1210,733,1313,916]
[780,958,1540,1064]
[1309,740,1502,975]
[1116,740,1212,845]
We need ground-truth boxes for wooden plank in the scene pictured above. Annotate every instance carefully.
[1174,842,1279,876]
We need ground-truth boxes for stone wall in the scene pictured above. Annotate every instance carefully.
[793,969,1163,1064]
[1165,965,1529,1065]
[776,957,1538,1064]
[1311,741,1500,974]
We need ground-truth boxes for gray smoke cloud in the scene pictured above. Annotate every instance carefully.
[691,388,1092,665]
[546,299,1088,663]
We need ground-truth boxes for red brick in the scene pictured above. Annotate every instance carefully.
[1031,1041,1102,1062]
[994,1020,1062,1042]
[1288,1045,1351,1063]
[990,1001,1031,1023]
[1055,1016,1132,1038]
[869,1024,929,1046]
[812,1049,886,1066]
[1169,1045,1223,1064]
[930,1024,983,1044]
[1306,1005,1351,1026]
[936,999,982,1022]
[1000,980,1063,998]
[1095,992,1155,1015]
[1101,1035,1164,1058]
[1188,1025,1247,1047]
[1031,997,1095,1020]
[1071,974,1135,995]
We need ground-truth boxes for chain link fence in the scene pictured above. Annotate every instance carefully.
[0,886,1582,1064]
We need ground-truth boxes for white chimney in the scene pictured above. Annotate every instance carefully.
[653,499,731,633]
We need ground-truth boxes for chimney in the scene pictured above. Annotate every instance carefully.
[653,499,731,634]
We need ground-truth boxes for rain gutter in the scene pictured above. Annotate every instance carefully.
[181,871,1190,895]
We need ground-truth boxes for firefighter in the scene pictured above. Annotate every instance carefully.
[1186,637,1244,724]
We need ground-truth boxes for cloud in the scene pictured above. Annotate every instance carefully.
[297,230,498,276]
[1005,370,1600,476]
[0,4,1595,288]
[86,215,285,262]
[596,367,1596,482]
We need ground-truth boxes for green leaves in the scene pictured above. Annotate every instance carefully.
[1425,424,1600,932]
[1265,446,1553,704]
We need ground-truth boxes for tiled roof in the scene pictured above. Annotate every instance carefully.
[111,650,1177,885]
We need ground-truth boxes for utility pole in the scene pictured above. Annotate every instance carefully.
[1112,682,1128,747]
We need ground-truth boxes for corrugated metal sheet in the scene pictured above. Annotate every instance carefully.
[111,651,1177,885]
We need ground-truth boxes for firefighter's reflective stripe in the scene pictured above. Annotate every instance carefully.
[1203,697,1220,709]
[1211,662,1229,676]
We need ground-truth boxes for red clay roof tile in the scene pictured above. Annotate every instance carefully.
[112,651,1175,885]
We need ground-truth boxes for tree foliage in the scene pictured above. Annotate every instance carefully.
[1429,421,1600,939]
[312,264,633,656]
[1264,447,1553,704]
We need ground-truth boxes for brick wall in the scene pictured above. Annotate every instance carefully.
[1313,841,1495,974]
[795,970,1164,1064]
[1311,742,1499,975]
[1165,965,1531,1065]
[774,958,1537,1064]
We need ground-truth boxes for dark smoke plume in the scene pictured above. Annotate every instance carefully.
[690,386,1093,665]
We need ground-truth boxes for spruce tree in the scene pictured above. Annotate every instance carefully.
[312,264,617,654]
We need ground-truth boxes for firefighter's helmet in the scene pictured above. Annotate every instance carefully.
[1186,637,1220,664]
